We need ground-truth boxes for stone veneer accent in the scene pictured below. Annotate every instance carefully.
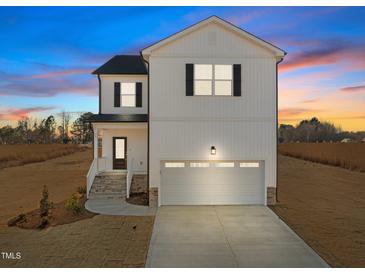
[149,187,158,208]
[267,187,277,205]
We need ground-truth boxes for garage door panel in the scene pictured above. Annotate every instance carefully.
[161,161,265,205]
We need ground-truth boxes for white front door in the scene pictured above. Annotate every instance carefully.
[160,160,265,205]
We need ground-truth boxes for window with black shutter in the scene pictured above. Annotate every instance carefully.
[186,64,194,96]
[233,64,241,96]
[136,82,142,107]
[188,64,240,96]
[114,82,120,107]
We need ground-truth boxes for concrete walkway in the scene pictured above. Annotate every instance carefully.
[85,199,156,216]
[146,206,329,268]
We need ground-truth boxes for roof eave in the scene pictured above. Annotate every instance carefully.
[141,15,286,58]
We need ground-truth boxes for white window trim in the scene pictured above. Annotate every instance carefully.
[194,64,233,96]
[121,82,136,108]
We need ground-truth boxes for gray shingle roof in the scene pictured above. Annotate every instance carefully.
[92,55,147,75]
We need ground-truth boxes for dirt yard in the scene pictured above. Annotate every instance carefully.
[271,154,365,267]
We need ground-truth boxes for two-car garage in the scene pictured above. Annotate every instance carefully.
[160,160,265,205]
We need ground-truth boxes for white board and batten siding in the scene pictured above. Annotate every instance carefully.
[148,21,278,205]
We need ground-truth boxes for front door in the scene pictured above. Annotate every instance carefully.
[113,137,127,170]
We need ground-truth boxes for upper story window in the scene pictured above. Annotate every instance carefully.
[121,83,136,107]
[114,82,142,108]
[194,64,232,96]
[194,65,213,95]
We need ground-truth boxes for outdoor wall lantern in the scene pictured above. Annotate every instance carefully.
[211,146,216,155]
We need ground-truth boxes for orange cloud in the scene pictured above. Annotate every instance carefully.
[280,49,342,73]
[0,107,56,121]
[278,107,311,117]
[279,42,365,73]
[278,87,365,131]
[301,99,319,104]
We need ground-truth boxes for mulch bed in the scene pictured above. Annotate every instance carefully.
[8,196,96,229]
[126,192,148,206]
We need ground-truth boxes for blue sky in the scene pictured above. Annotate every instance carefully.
[0,7,365,130]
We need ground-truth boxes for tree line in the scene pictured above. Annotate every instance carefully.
[0,112,94,145]
[1,114,364,144]
[279,117,365,143]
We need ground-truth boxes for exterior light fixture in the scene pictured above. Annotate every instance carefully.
[211,146,216,155]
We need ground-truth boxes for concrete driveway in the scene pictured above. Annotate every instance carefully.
[146,206,328,267]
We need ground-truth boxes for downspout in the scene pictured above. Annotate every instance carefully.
[97,74,101,114]
[91,74,101,159]
[140,51,150,206]
[276,56,285,204]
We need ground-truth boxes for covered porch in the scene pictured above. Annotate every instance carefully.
[86,114,148,200]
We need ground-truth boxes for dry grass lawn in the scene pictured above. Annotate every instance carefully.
[0,147,93,225]
[278,143,365,172]
[271,154,365,267]
[0,144,89,169]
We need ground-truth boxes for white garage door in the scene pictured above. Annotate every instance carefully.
[161,161,265,205]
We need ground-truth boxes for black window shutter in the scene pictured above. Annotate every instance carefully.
[114,82,120,107]
[136,82,142,107]
[233,64,241,96]
[186,64,194,96]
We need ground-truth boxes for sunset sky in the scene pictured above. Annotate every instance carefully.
[0,6,364,131]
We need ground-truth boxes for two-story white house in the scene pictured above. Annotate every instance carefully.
[86,16,286,207]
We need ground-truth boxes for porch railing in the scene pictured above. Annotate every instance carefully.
[126,158,134,198]
[86,158,97,198]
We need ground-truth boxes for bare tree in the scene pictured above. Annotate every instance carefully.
[57,111,71,143]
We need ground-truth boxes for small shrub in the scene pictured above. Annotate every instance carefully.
[77,185,86,195]
[39,185,52,217]
[65,193,83,215]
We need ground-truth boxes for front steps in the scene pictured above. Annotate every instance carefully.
[89,172,127,200]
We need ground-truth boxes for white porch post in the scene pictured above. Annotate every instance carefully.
[93,127,98,159]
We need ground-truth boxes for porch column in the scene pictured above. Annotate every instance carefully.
[93,127,98,159]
